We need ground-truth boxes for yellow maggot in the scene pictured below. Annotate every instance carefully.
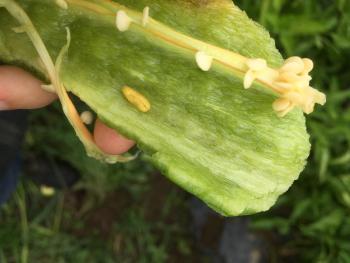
[122,86,151,113]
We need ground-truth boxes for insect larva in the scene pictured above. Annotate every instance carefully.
[122,86,151,113]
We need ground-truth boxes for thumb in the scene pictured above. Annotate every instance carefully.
[0,66,57,110]
[0,66,135,154]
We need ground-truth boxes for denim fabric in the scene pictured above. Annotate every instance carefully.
[0,155,21,205]
[0,110,27,206]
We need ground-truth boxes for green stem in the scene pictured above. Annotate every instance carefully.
[15,186,29,263]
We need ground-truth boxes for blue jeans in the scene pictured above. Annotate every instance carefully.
[0,110,27,206]
[0,155,21,205]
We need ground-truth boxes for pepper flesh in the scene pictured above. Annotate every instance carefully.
[0,0,313,216]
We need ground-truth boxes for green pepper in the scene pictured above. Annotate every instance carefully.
[0,0,325,216]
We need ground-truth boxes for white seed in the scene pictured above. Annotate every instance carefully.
[116,10,132,32]
[273,98,291,112]
[280,62,304,74]
[246,58,267,71]
[55,0,68,9]
[142,6,150,27]
[243,70,255,89]
[80,111,94,125]
[280,56,304,74]
[302,58,314,74]
[195,51,213,71]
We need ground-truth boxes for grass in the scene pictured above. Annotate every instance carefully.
[0,102,196,262]
[1,0,350,262]
[236,0,350,262]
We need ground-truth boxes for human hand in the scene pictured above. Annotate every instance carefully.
[0,66,135,155]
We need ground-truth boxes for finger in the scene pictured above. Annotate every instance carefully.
[93,119,135,155]
[0,66,57,110]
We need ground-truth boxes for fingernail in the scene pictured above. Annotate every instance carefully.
[0,101,8,110]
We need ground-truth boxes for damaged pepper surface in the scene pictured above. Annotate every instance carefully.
[0,0,325,216]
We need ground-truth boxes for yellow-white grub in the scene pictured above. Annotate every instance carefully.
[40,185,55,197]
[116,10,132,32]
[122,86,151,113]
[80,111,94,125]
[244,58,268,89]
[142,6,150,27]
[195,51,213,71]
[55,0,68,9]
